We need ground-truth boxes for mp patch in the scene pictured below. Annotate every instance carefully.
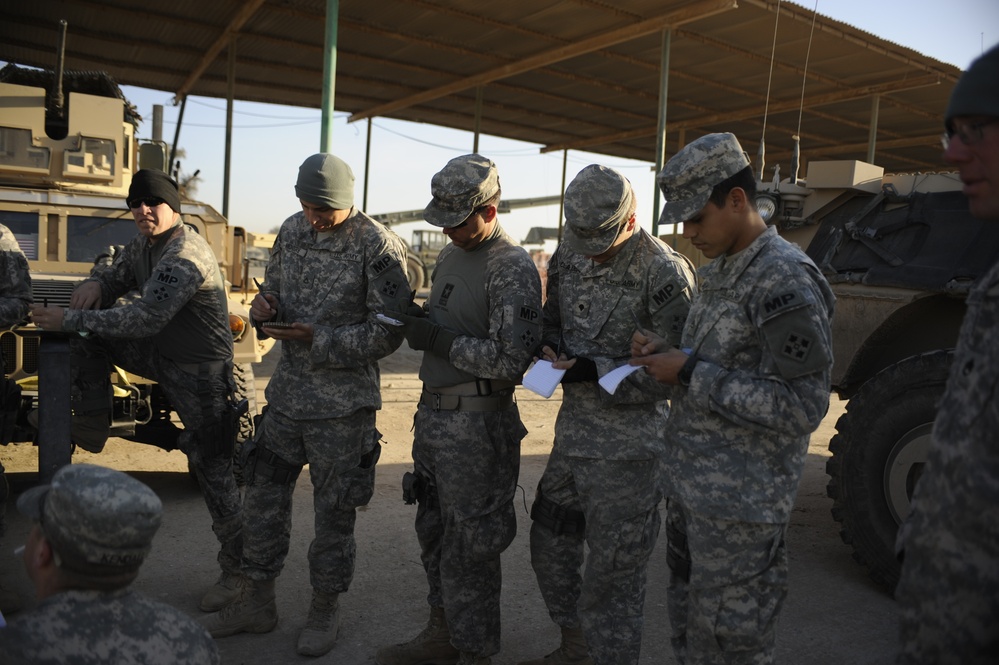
[153,266,180,287]
[370,252,397,277]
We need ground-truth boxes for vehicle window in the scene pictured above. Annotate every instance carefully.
[0,211,39,260]
[67,215,136,263]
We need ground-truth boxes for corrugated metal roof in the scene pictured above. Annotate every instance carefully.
[0,0,960,175]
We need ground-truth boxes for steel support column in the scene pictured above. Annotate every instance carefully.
[867,94,880,164]
[320,0,339,151]
[223,34,236,218]
[652,29,672,238]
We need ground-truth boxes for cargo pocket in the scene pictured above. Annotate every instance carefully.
[338,431,382,509]
[456,499,517,562]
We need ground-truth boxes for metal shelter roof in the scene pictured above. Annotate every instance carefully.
[1,0,960,176]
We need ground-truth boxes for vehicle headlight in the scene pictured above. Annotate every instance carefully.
[755,194,778,224]
[229,314,247,342]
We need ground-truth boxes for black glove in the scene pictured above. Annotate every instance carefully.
[534,339,560,358]
[402,317,457,357]
[561,356,598,383]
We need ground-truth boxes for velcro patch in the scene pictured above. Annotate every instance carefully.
[152,285,172,302]
[781,331,813,363]
[370,252,397,277]
[380,279,400,298]
[153,266,181,287]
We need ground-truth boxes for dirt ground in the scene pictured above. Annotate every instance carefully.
[0,343,899,664]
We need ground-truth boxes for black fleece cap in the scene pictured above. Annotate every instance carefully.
[127,169,182,213]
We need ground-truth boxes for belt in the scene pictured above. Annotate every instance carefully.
[420,387,514,412]
[427,379,516,396]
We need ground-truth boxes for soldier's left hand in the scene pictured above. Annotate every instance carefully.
[28,304,65,331]
[260,321,314,343]
[629,348,687,384]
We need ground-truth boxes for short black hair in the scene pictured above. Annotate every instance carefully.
[707,165,757,209]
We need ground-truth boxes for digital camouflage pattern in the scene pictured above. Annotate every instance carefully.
[561,164,636,256]
[0,223,30,328]
[424,154,502,229]
[531,188,696,664]
[0,589,220,665]
[63,221,233,365]
[61,221,242,575]
[411,220,541,657]
[656,132,751,229]
[257,207,410,420]
[894,258,999,664]
[241,206,409,592]
[16,463,161,575]
[665,225,834,665]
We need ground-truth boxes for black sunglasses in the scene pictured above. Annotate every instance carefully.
[128,197,166,209]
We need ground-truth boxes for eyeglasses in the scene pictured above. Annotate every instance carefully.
[128,197,166,209]
[449,205,489,231]
[942,117,999,150]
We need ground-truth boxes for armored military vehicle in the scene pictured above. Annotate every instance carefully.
[0,63,271,465]
[751,158,999,592]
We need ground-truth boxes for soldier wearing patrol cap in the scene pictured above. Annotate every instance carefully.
[0,464,219,664]
[375,154,542,665]
[519,164,696,665]
[894,43,999,665]
[201,153,412,658]
[631,132,835,665]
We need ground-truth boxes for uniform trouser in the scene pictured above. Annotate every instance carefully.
[529,447,661,665]
[665,501,788,665]
[412,403,525,657]
[73,336,243,573]
[241,406,378,594]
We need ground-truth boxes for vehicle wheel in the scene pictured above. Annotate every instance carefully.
[232,362,257,486]
[407,255,425,292]
[826,350,952,594]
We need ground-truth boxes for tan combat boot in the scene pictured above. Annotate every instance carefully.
[199,571,246,612]
[375,606,460,665]
[200,578,277,638]
[517,626,593,665]
[297,590,340,657]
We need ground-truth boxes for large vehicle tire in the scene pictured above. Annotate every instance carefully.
[232,362,257,486]
[826,350,953,594]
[407,255,426,292]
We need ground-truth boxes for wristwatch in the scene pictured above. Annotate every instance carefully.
[677,352,700,387]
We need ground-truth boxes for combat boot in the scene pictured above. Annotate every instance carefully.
[199,571,246,612]
[375,606,459,665]
[200,578,277,638]
[516,626,593,665]
[297,590,340,657]
[27,409,109,454]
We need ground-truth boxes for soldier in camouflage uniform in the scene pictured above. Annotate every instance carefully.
[201,153,411,658]
[0,222,30,617]
[375,154,542,665]
[519,165,696,665]
[631,133,834,665]
[894,44,999,665]
[0,463,218,665]
[29,169,244,613]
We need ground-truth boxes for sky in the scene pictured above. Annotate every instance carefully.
[106,0,999,246]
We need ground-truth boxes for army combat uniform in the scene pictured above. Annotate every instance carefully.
[410,221,541,658]
[0,589,220,665]
[61,220,243,578]
[531,224,695,665]
[240,206,410,596]
[664,225,834,664]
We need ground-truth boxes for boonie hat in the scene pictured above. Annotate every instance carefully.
[295,153,355,210]
[945,43,999,127]
[18,463,163,576]
[424,154,500,228]
[562,164,635,256]
[657,132,750,228]
[127,169,182,213]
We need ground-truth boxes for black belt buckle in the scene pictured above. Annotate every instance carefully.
[475,378,492,396]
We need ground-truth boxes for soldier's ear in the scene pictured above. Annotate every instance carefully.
[728,187,749,211]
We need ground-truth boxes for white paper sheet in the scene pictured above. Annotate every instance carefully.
[598,363,643,395]
[522,360,566,398]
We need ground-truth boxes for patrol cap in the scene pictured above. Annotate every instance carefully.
[657,132,751,228]
[18,463,163,577]
[562,164,635,256]
[424,154,500,228]
[945,43,999,127]
[127,169,182,213]
[295,153,355,210]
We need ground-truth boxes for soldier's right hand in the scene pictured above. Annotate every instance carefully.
[250,292,280,322]
[631,329,668,357]
[69,281,102,310]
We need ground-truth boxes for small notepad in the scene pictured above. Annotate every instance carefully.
[522,360,566,398]
[598,363,643,395]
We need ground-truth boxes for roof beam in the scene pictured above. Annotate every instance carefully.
[174,0,268,99]
[541,74,940,153]
[347,0,737,123]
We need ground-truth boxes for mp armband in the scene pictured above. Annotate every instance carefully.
[678,352,700,387]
